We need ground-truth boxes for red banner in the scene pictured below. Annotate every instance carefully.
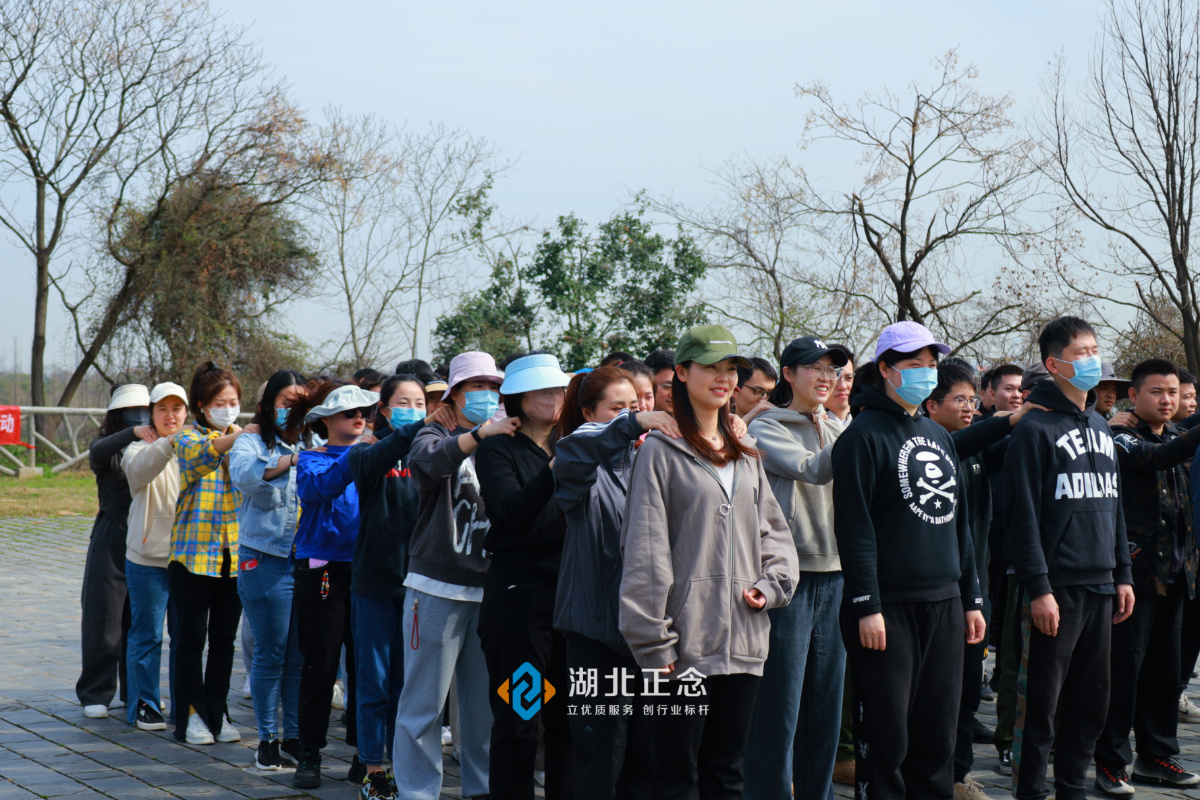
[0,406,35,449]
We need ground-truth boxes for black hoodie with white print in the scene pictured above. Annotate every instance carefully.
[1002,381,1133,600]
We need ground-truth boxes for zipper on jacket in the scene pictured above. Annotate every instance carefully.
[693,455,745,653]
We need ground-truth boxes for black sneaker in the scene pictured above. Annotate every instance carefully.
[360,769,397,799]
[973,720,995,744]
[997,749,1012,776]
[1096,762,1135,796]
[980,676,996,702]
[135,700,167,731]
[280,737,302,766]
[293,748,322,790]
[1132,755,1200,787]
[255,739,281,771]
[345,754,367,784]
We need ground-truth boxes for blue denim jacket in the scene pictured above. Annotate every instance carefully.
[229,432,300,558]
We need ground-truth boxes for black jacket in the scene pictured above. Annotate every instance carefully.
[1111,417,1200,598]
[476,431,565,579]
[831,385,982,619]
[1003,382,1132,599]
[348,419,423,598]
[950,414,1012,599]
[552,411,643,654]
[89,427,138,529]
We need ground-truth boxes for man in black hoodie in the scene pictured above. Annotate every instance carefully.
[1093,359,1200,795]
[1004,316,1135,800]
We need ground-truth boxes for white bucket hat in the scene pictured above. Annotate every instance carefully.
[304,385,380,423]
[107,384,150,411]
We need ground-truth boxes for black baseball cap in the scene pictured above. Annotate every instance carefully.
[780,336,849,369]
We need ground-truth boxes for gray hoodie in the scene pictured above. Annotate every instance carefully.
[748,406,844,572]
[618,431,800,678]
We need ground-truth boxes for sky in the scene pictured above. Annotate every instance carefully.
[0,0,1104,375]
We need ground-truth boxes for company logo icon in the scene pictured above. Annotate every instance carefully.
[498,661,556,721]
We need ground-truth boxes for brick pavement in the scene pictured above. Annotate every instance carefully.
[1,515,1199,800]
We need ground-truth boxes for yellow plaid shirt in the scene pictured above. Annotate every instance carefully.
[170,426,242,577]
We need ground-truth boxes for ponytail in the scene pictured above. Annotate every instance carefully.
[558,366,637,438]
[285,378,349,446]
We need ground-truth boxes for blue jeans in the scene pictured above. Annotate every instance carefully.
[744,571,846,800]
[236,546,301,741]
[124,561,176,725]
[353,592,406,765]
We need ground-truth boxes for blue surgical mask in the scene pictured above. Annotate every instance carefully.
[888,366,938,407]
[389,406,425,426]
[1054,355,1103,392]
[460,390,500,424]
[275,407,289,428]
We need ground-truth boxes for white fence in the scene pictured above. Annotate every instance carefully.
[0,406,108,476]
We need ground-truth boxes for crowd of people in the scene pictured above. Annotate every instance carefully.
[69,314,1200,800]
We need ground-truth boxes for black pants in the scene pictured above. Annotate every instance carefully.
[987,528,1007,652]
[77,515,130,706]
[168,554,241,740]
[843,598,964,800]
[954,634,987,782]
[652,673,760,800]
[294,559,355,751]
[565,634,654,800]
[1180,588,1200,696]
[1096,581,1184,765]
[1014,586,1111,800]
[478,569,571,800]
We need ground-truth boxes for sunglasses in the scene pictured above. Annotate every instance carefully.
[340,406,375,420]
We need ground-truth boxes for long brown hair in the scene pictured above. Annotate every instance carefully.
[189,361,242,430]
[558,366,638,438]
[285,378,350,445]
[671,362,757,466]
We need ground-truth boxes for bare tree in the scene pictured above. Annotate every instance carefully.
[307,120,521,369]
[1041,0,1200,372]
[794,49,1042,356]
[646,163,881,360]
[0,0,305,414]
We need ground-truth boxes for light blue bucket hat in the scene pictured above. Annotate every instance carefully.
[499,354,572,396]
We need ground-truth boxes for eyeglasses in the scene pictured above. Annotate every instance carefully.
[657,382,673,391]
[797,364,843,380]
[947,397,976,409]
[742,385,772,400]
[340,406,375,420]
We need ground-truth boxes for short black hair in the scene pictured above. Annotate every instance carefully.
[644,350,675,373]
[826,343,855,366]
[737,357,779,388]
[1130,358,1179,390]
[618,360,653,380]
[601,351,638,368]
[395,358,434,377]
[1181,370,1198,388]
[979,367,995,393]
[924,360,977,413]
[989,363,1025,391]
[1038,316,1096,364]
[353,368,388,389]
[498,349,553,371]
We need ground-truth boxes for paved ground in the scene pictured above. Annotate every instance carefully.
[1,515,1198,800]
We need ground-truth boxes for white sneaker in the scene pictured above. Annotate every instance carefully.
[241,677,252,699]
[185,712,215,745]
[82,704,108,719]
[1180,695,1200,723]
[331,682,345,710]
[216,715,241,743]
[441,725,453,746]
[108,699,126,710]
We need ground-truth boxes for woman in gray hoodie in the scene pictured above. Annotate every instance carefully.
[619,325,799,800]
[743,337,849,800]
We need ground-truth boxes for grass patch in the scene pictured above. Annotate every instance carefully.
[0,472,96,518]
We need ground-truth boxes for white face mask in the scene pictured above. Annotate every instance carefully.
[206,405,240,430]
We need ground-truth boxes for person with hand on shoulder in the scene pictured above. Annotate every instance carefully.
[228,369,306,771]
[122,383,188,733]
[78,383,154,720]
[620,325,800,800]
[392,352,517,800]
[286,381,376,789]
[1003,317,1134,800]
[170,362,246,747]
[831,322,986,800]
[743,336,848,800]
[554,365,680,799]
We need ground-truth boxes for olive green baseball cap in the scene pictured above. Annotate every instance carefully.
[675,325,752,368]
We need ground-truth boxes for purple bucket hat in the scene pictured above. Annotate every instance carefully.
[875,321,951,361]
